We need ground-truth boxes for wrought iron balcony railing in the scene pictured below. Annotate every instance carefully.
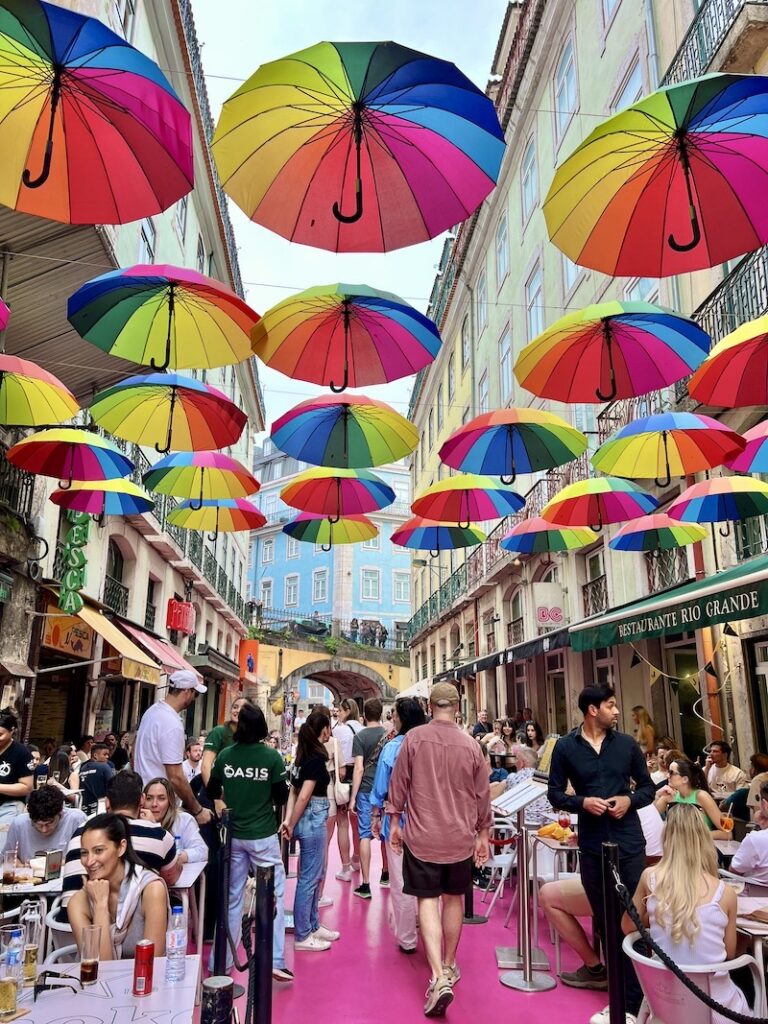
[507,617,525,646]
[144,602,156,631]
[582,575,608,618]
[0,448,34,521]
[104,574,129,617]
[645,548,691,594]
[661,0,768,86]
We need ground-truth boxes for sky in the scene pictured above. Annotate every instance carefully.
[193,0,509,436]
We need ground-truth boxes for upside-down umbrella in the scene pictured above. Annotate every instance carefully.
[68,266,261,372]
[688,314,768,408]
[439,409,587,484]
[609,513,707,552]
[726,421,768,474]
[542,478,658,530]
[252,284,441,392]
[0,354,78,426]
[89,374,247,455]
[514,302,710,403]
[0,298,8,331]
[592,412,745,487]
[500,517,599,554]
[6,427,132,488]
[544,74,768,278]
[283,513,378,552]
[142,452,260,510]
[0,0,193,224]
[668,477,768,534]
[391,517,486,557]
[411,474,524,527]
[50,479,153,518]
[271,393,418,468]
[212,40,505,253]
[281,467,394,522]
[167,498,267,542]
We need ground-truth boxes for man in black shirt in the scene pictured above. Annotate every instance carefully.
[548,684,654,1022]
[471,709,492,739]
[77,742,114,814]
[0,709,34,852]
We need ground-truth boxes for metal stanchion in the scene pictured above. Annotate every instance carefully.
[463,877,488,925]
[499,824,556,992]
[601,843,626,1024]
[213,810,244,999]
[496,810,549,971]
[277,804,294,932]
[244,866,274,1024]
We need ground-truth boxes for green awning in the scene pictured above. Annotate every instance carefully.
[570,554,768,652]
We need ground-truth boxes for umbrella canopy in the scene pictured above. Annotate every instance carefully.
[280,467,394,522]
[439,409,587,484]
[252,284,441,392]
[668,477,768,525]
[544,73,768,278]
[0,298,8,331]
[411,474,524,527]
[391,517,486,556]
[271,393,418,469]
[0,354,78,426]
[514,301,710,404]
[68,265,261,372]
[50,478,153,517]
[167,498,267,541]
[726,421,768,474]
[212,40,505,253]
[500,517,599,554]
[609,513,707,552]
[282,513,378,550]
[6,427,132,487]
[0,0,192,224]
[89,374,247,455]
[688,315,768,408]
[542,478,658,530]
[592,412,745,487]
[142,452,260,510]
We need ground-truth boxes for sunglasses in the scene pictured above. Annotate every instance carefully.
[35,970,81,1000]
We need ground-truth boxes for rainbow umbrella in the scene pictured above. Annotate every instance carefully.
[592,412,745,487]
[668,478,768,533]
[6,427,132,488]
[689,315,768,408]
[0,298,8,331]
[0,354,78,426]
[439,409,587,484]
[252,284,440,392]
[726,421,768,474]
[271,393,418,469]
[281,467,394,522]
[68,265,261,372]
[514,302,710,403]
[411,474,524,527]
[500,517,598,554]
[283,513,378,551]
[89,374,247,455]
[609,513,707,552]
[50,479,153,518]
[542,478,658,530]
[142,452,260,510]
[544,74,768,278]
[391,517,486,557]
[0,0,192,224]
[167,498,267,542]
[212,40,504,253]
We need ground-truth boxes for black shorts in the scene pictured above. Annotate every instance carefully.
[402,843,473,898]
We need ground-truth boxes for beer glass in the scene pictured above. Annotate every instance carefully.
[1,851,15,887]
[0,925,24,1018]
[80,925,101,986]
[20,902,42,987]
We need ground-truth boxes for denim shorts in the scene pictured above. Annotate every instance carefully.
[356,791,375,839]
[293,797,329,840]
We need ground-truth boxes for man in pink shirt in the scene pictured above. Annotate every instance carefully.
[387,682,491,1018]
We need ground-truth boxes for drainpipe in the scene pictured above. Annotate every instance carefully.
[644,0,661,89]
[688,473,724,736]
[0,250,9,354]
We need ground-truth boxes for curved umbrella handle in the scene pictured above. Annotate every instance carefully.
[58,477,72,491]
[332,184,363,224]
[458,518,472,530]
[332,107,364,224]
[154,440,171,456]
[595,321,618,402]
[329,364,349,393]
[429,548,440,559]
[500,475,516,485]
[668,207,702,253]
[155,387,176,455]
[207,530,218,543]
[22,69,62,190]
[718,521,731,539]
[321,542,332,553]
[93,513,105,528]
[150,283,176,372]
[655,433,672,488]
[327,512,341,525]
[149,353,171,372]
[188,469,205,512]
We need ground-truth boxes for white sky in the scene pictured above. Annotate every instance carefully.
[193,0,509,435]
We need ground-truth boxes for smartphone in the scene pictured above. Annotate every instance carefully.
[44,849,62,881]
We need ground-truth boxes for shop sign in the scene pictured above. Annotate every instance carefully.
[42,605,94,659]
[166,599,195,635]
[121,657,161,685]
[532,582,565,628]
[57,511,90,616]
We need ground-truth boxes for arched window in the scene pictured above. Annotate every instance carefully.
[106,540,124,582]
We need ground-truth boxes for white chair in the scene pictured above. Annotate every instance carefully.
[622,931,767,1023]
[43,943,78,965]
[480,824,518,919]
[44,894,73,957]
[720,869,768,898]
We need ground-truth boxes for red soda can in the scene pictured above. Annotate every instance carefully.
[133,939,154,996]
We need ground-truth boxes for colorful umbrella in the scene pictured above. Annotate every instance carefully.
[142,452,260,510]
[280,467,394,522]
[592,412,745,487]
[212,40,505,253]
[283,513,378,551]
[89,374,247,455]
[668,477,768,532]
[541,478,658,530]
[609,513,707,552]
[439,409,587,484]
[0,298,8,331]
[544,74,768,278]
[252,284,441,392]
[514,301,710,403]
[0,354,78,426]
[271,393,417,469]
[167,497,267,542]
[391,517,486,557]
[0,0,193,224]
[50,479,153,518]
[411,474,524,527]
[68,265,261,372]
[688,315,768,408]
[500,517,599,554]
[6,427,132,488]
[726,421,768,474]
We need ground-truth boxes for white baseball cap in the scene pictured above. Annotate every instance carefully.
[169,669,206,694]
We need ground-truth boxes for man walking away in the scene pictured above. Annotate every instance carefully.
[387,683,490,1017]
[350,698,386,900]
[548,684,655,1024]
[200,697,250,787]
[78,742,114,814]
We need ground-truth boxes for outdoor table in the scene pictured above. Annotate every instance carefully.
[714,838,741,867]
[170,860,206,1000]
[531,833,580,968]
[737,896,768,980]
[0,878,62,897]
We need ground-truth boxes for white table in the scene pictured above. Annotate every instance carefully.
[714,839,742,857]
[737,896,768,981]
[0,878,62,897]
[170,860,206,1001]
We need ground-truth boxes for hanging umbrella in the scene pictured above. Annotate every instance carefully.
[514,301,710,403]
[0,298,8,332]
[283,513,378,552]
[167,498,267,542]
[6,427,132,488]
[142,452,260,511]
[668,477,768,535]
[271,393,417,468]
[411,474,524,528]
[439,409,587,484]
[592,412,745,487]
[212,40,505,253]
[542,477,658,530]
[391,516,486,557]
[280,467,394,522]
[543,73,768,278]
[252,284,440,392]
[609,513,707,552]
[0,0,192,224]
[89,374,247,455]
[688,314,768,408]
[500,517,598,554]
[0,354,78,426]
[50,479,153,519]
[726,421,768,473]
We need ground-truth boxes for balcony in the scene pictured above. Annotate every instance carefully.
[645,548,691,594]
[52,541,67,582]
[507,617,525,646]
[736,514,768,561]
[662,0,768,86]
[104,574,129,617]
[0,449,34,521]
[144,602,156,631]
[582,575,608,617]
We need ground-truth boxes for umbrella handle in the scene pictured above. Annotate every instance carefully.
[458,518,471,530]
[321,542,332,553]
[655,433,672,488]
[150,283,176,371]
[429,549,440,559]
[155,389,176,454]
[595,321,618,402]
[718,521,731,539]
[58,478,72,490]
[668,208,702,253]
[327,512,341,525]
[500,474,516,486]
[188,469,205,511]
[93,513,105,528]
[332,106,364,224]
[329,365,349,393]
[207,531,218,543]
[332,185,363,224]
[22,68,62,190]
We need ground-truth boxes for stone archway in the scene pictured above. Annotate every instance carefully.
[274,657,398,704]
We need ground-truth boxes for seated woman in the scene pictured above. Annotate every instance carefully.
[523,720,545,753]
[47,747,80,806]
[489,746,553,825]
[654,755,728,839]
[142,777,208,864]
[67,813,168,960]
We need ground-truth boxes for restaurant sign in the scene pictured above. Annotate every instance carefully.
[42,605,94,659]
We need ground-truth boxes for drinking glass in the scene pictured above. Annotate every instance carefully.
[1,851,15,887]
[80,925,101,986]
[20,902,42,987]
[0,924,24,1013]
[0,962,17,1020]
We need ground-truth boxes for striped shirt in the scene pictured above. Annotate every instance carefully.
[62,816,177,893]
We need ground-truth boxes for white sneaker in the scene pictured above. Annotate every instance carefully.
[313,925,340,942]
[335,867,352,882]
[318,896,334,907]
[294,935,331,952]
[589,1007,637,1024]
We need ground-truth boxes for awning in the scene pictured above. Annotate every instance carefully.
[456,652,503,678]
[570,553,768,652]
[0,661,33,678]
[398,679,431,698]
[502,627,570,663]
[120,622,201,680]
[76,606,161,686]
[187,644,240,681]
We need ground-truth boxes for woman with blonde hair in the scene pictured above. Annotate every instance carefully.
[631,706,656,755]
[142,777,208,863]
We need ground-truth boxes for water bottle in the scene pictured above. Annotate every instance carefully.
[5,928,23,991]
[174,834,183,854]
[165,905,187,984]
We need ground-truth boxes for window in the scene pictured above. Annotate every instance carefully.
[496,214,509,283]
[562,253,581,293]
[260,580,273,608]
[284,575,299,606]
[114,0,136,39]
[262,493,277,519]
[393,478,409,506]
[461,315,471,368]
[286,536,299,559]
[436,384,444,430]
[521,138,538,221]
[261,539,273,564]
[196,234,206,274]
[428,410,434,450]
[361,569,381,600]
[478,370,489,413]
[603,0,620,23]
[462,406,470,425]
[554,41,577,140]
[138,218,156,263]
[174,196,188,241]
[394,572,410,603]
[447,353,455,400]
[587,550,605,581]
[625,277,659,303]
[612,59,643,113]
[499,328,513,403]
[476,272,488,335]
[362,533,380,550]
[526,264,544,340]
[313,569,328,603]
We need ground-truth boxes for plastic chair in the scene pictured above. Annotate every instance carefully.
[622,931,767,1023]
[719,868,768,898]
[44,894,73,957]
[480,824,518,919]
[43,943,78,966]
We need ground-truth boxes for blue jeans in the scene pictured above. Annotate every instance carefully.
[293,798,329,942]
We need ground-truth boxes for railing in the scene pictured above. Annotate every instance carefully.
[582,575,608,617]
[144,602,156,631]
[0,448,34,520]
[597,392,669,444]
[104,574,129,617]
[645,548,691,593]
[496,0,547,130]
[507,617,525,646]
[693,245,768,344]
[252,605,405,652]
[661,0,768,85]
[736,514,768,561]
[51,541,67,582]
